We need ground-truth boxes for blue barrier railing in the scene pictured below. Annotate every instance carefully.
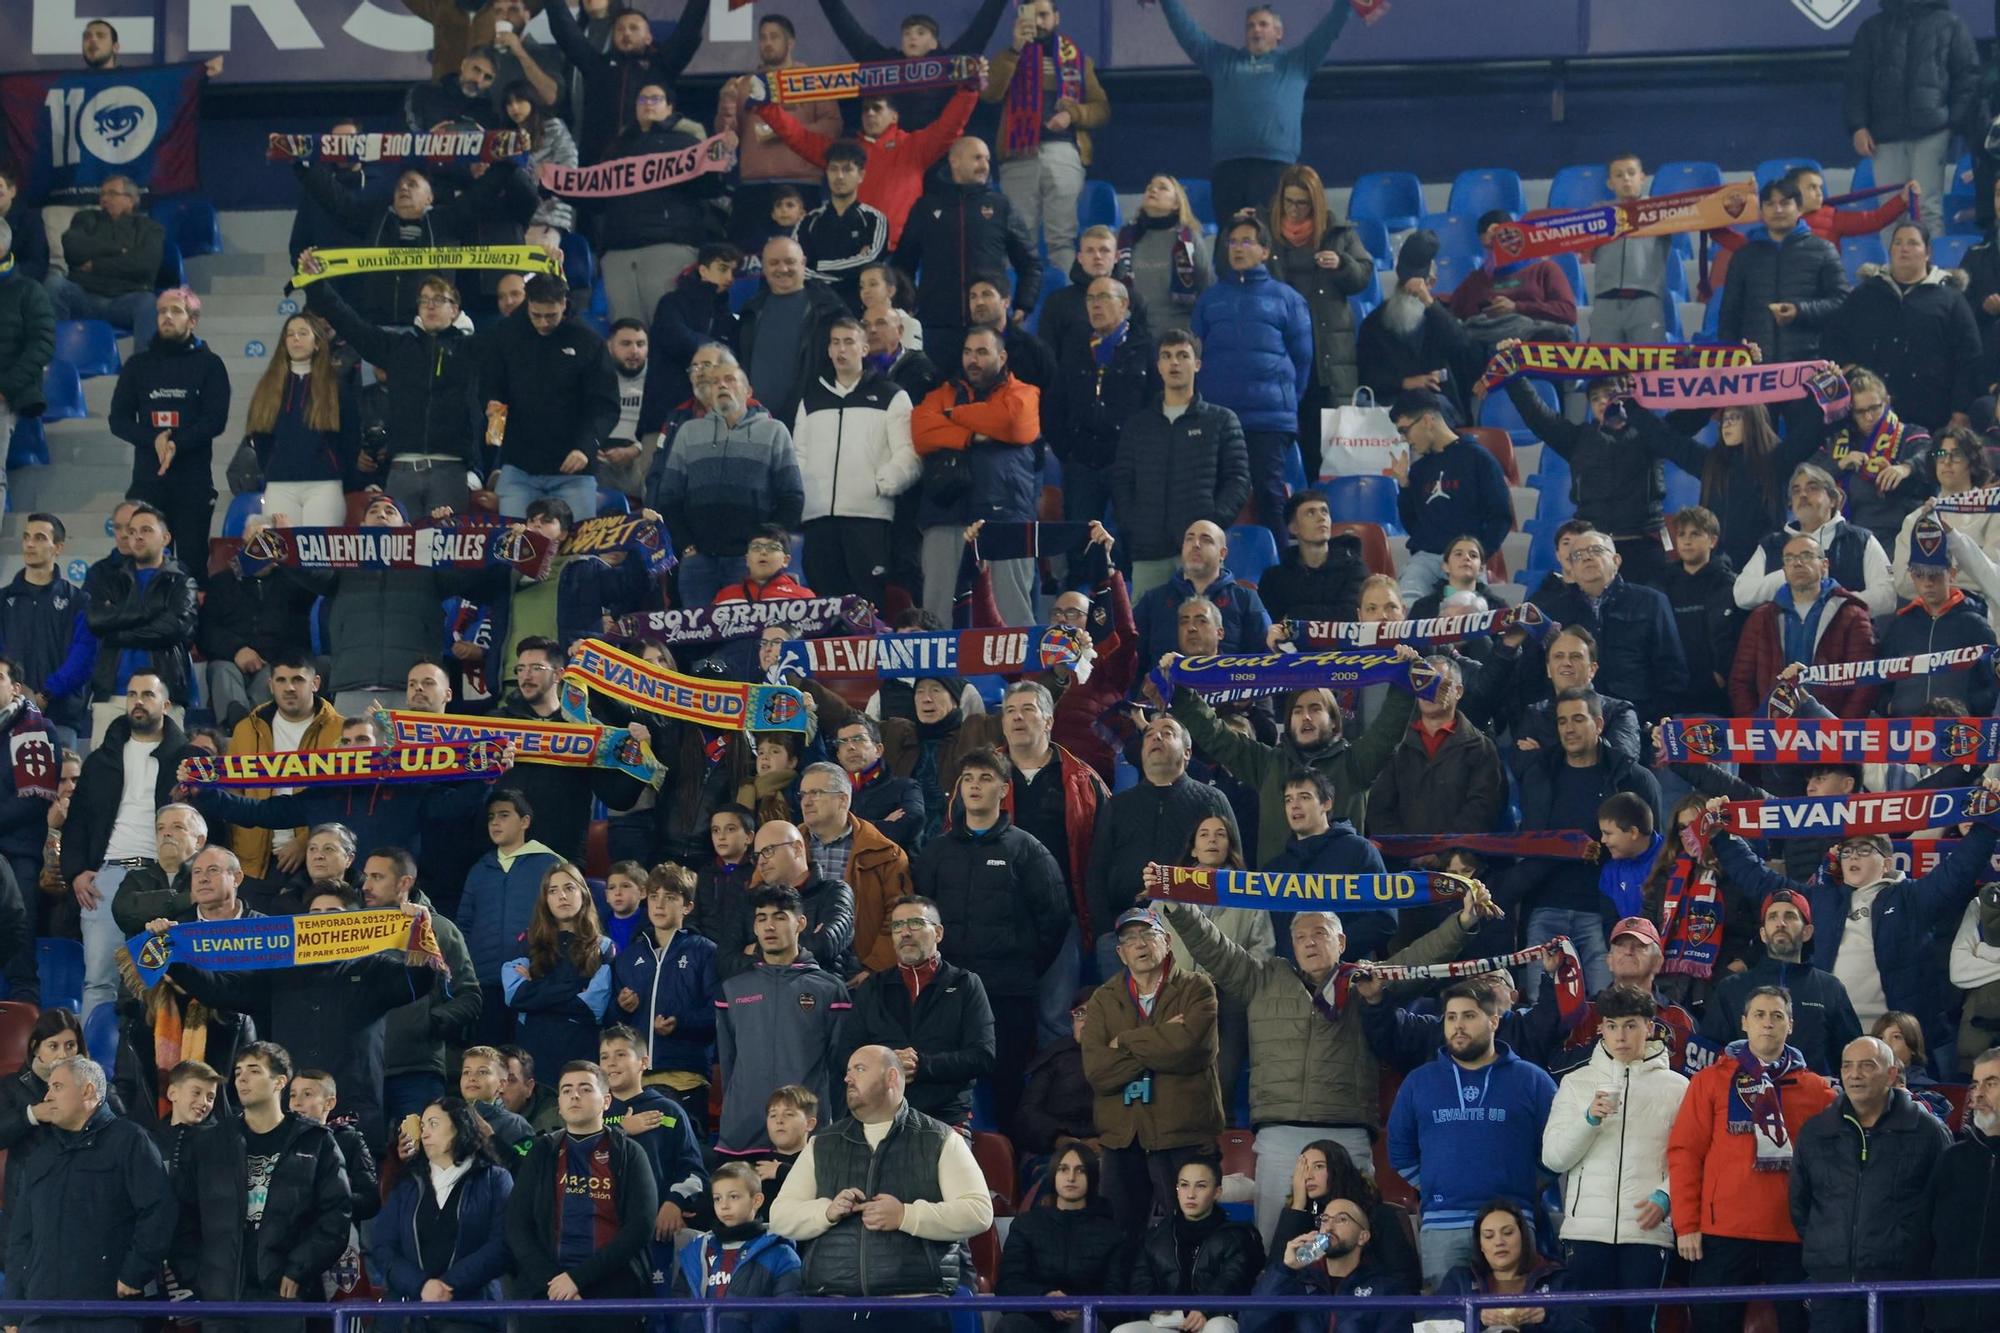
[3,1279,1998,1333]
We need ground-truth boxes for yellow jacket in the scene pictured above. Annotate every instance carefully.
[226,697,345,878]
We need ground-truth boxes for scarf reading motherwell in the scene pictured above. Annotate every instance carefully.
[127,908,447,989]
[1478,341,1753,394]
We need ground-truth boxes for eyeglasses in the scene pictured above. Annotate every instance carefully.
[1780,553,1822,567]
[746,540,787,555]
[1852,401,1886,417]
[889,917,935,934]
[636,93,669,105]
[753,840,803,860]
[516,663,555,675]
[833,734,872,748]
[418,296,457,309]
[1937,448,1970,461]
[1570,546,1612,559]
[1050,605,1089,623]
[1084,293,1124,304]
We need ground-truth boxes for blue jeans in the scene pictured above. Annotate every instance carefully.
[383,1072,446,1130]
[1522,905,1612,997]
[678,553,747,610]
[1244,430,1298,548]
[44,274,156,352]
[494,464,596,522]
[80,862,134,1023]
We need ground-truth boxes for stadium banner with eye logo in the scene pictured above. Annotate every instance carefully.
[1,63,203,204]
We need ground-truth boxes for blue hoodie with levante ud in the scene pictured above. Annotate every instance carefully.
[1387,1040,1557,1232]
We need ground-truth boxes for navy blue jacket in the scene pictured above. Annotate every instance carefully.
[609,928,719,1079]
[1508,741,1663,915]
[1714,822,1999,1052]
[671,1226,803,1333]
[1531,576,1688,721]
[0,571,95,731]
[1261,821,1391,960]
[608,1086,709,1212]
[1387,1042,1557,1234]
[1430,1259,1587,1333]
[1243,1256,1412,1333]
[1876,595,1998,716]
[373,1153,514,1303]
[1132,574,1273,690]
[250,368,362,485]
[1191,264,1313,434]
[1400,435,1512,559]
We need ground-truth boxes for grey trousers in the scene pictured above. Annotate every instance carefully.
[1871,129,1952,236]
[921,525,1034,625]
[385,460,472,519]
[205,661,274,726]
[999,141,1086,274]
[601,241,696,325]
[1590,294,1666,345]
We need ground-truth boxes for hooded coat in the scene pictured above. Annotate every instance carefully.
[1542,1035,1689,1249]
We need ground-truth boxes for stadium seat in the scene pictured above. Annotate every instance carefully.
[1755,157,1821,191]
[1447,168,1525,220]
[560,230,597,293]
[1695,291,1724,344]
[596,488,630,516]
[1026,265,1068,335]
[55,320,121,378]
[1181,178,1216,231]
[1318,475,1403,535]
[1077,179,1122,233]
[1546,163,1608,211]
[1350,216,1392,268]
[155,237,187,292]
[1935,233,1975,270]
[1418,211,1480,259]
[970,1130,1018,1214]
[1480,376,1560,446]
[1664,464,1701,514]
[36,938,81,1013]
[40,363,85,422]
[1329,521,1393,578]
[84,1002,119,1071]
[1279,441,1307,492]
[1348,283,1379,324]
[729,273,762,313]
[223,492,264,538]
[150,194,223,257]
[6,418,47,469]
[1945,151,1979,232]
[581,276,610,338]
[1349,172,1425,234]
[1465,426,1520,485]
[0,1002,36,1076]
[1225,524,1281,586]
[1847,157,1875,198]
[1649,161,1723,197]
[1841,234,1885,282]
[1434,251,1478,299]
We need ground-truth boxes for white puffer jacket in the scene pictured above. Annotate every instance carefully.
[1541,1036,1688,1248]
[792,373,920,523]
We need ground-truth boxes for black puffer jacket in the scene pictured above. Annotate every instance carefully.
[1258,537,1369,625]
[1845,0,1979,144]
[1054,323,1160,472]
[180,1112,351,1299]
[62,714,196,883]
[913,814,1070,999]
[1791,1088,1950,1279]
[0,269,53,418]
[1268,221,1376,402]
[279,562,460,696]
[1124,1208,1265,1316]
[1822,267,1982,432]
[1111,395,1252,562]
[1925,1126,2000,1331]
[895,181,1043,333]
[1717,228,1849,363]
[839,960,996,1127]
[996,1200,1126,1307]
[304,279,481,468]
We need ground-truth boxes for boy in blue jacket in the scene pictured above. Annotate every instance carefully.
[1387,978,1558,1289]
[601,1023,711,1290]
[672,1161,802,1333]
[1596,792,1662,923]
[610,863,720,1136]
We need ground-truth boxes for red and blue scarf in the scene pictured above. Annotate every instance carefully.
[1003,35,1084,156]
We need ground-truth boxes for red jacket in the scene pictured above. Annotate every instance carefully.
[1728,590,1880,718]
[755,88,977,247]
[1667,1053,1835,1243]
[1447,259,1578,327]
[712,571,815,605]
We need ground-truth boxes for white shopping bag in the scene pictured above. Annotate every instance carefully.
[1319,387,1408,479]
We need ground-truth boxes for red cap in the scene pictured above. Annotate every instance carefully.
[1610,916,1662,950]
[1760,889,1813,928]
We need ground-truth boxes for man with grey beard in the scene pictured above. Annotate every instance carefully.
[1926,1043,2000,1330]
[1355,229,1477,420]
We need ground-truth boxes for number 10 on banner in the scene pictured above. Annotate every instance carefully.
[44,87,87,167]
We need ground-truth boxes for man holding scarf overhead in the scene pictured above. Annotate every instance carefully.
[983,1,1109,274]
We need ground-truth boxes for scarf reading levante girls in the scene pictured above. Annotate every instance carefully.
[1286,603,1552,649]
[1003,35,1084,157]
[1478,341,1752,394]
[562,639,809,734]
[1661,716,2000,766]
[1151,650,1440,704]
[1712,785,2000,839]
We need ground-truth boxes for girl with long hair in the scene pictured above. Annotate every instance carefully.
[501,861,613,1073]
[1894,425,1999,595]
[1116,174,1214,339]
[1626,400,1815,570]
[501,79,577,233]
[243,311,357,528]
[1266,1138,1422,1293]
[1264,164,1376,479]
[994,1140,1126,1333]
[1818,366,1933,549]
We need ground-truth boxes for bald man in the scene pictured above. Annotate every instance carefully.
[894,135,1042,376]
[769,1044,994,1329]
[739,235,851,426]
[1131,519,1275,675]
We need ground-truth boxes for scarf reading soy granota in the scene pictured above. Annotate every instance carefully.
[1483,179,1761,263]
[267,129,530,164]
[1660,857,1722,980]
[374,705,662,783]
[1151,649,1441,705]
[291,244,562,288]
[751,55,982,105]
[563,638,810,734]
[234,520,554,580]
[175,741,507,790]
[1710,785,2000,839]
[1630,360,1850,422]
[1003,35,1084,157]
[1478,340,1752,394]
[1321,936,1587,1025]
[1286,602,1552,649]
[1372,831,1600,861]
[1662,716,2000,767]
[127,908,447,989]
[618,595,874,649]
[1725,1040,1809,1171]
[538,133,735,199]
[777,624,1093,683]
[1142,861,1479,913]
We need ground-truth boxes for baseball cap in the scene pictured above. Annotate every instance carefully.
[1115,906,1166,935]
[1760,889,1813,928]
[1610,916,1661,950]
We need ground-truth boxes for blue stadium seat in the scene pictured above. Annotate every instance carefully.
[1418,211,1480,259]
[1447,168,1526,221]
[1350,216,1392,268]
[1842,234,1885,282]
[149,194,223,258]
[1348,172,1425,234]
[1181,178,1216,231]
[55,319,121,378]
[1317,475,1403,536]
[968,675,1005,709]
[1547,164,1608,211]
[1650,162,1724,197]
[7,417,47,469]
[41,362,85,422]
[1694,292,1724,344]
[1077,179,1122,232]
[1348,283,1379,324]
[1434,250,1478,299]
[560,230,597,293]
[1480,377,1560,446]
[1551,252,1585,308]
[84,1001,119,1071]
[223,492,264,537]
[1755,157,1821,191]
[1844,156,1876,204]
[1665,250,1690,298]
[581,276,610,337]
[596,488,630,516]
[37,938,82,1013]
[1225,524,1281,586]
[1946,152,1979,233]
[1112,755,1139,792]
[1934,233,1975,270]
[1664,464,1701,514]
[1025,265,1068,335]
[1662,293,1685,343]
[155,237,186,292]
[729,273,762,314]
[1279,441,1306,492]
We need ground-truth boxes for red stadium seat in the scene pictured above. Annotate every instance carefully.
[1329,522,1394,579]
[585,820,610,879]
[1465,426,1522,486]
[1218,1128,1254,1180]
[0,1001,38,1077]
[970,1130,1017,1215]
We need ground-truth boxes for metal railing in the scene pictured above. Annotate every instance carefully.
[4,1278,1998,1333]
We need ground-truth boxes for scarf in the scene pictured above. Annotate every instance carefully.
[1151,650,1441,704]
[115,948,214,1119]
[377,704,662,782]
[1143,861,1479,912]
[1120,217,1203,305]
[1287,603,1551,650]
[1932,484,2000,514]
[1631,360,1850,422]
[1661,716,2000,767]
[1660,858,1722,979]
[1319,936,1588,1025]
[0,256,14,281]
[1125,951,1173,1018]
[234,520,553,579]
[291,244,562,288]
[759,54,981,105]
[778,625,1092,683]
[128,907,447,989]
[1483,179,1761,263]
[539,134,735,198]
[1279,216,1317,249]
[1003,35,1084,156]
[619,595,873,650]
[175,741,506,788]
[1834,406,1911,475]
[1478,340,1752,394]
[1710,785,2000,839]
[1725,1040,1807,1171]
[972,522,1095,562]
[1788,642,1998,689]
[0,701,58,802]
[563,638,809,733]
[1775,577,1835,668]
[1090,320,1129,371]
[268,128,529,163]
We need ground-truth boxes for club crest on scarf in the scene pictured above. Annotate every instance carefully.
[1910,511,1951,569]
[1677,721,1724,759]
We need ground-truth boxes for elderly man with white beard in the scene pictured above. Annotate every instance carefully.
[1355,229,1478,421]
[1927,1043,2000,1330]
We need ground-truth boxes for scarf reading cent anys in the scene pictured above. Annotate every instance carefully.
[1726,1040,1807,1171]
[1003,35,1084,157]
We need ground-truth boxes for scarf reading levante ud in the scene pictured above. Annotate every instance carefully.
[1711,786,2000,839]
[563,638,809,734]
[1478,341,1752,394]
[1661,716,2000,766]
[776,625,1092,683]
[127,908,447,989]
[176,741,508,789]
[1141,862,1479,912]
